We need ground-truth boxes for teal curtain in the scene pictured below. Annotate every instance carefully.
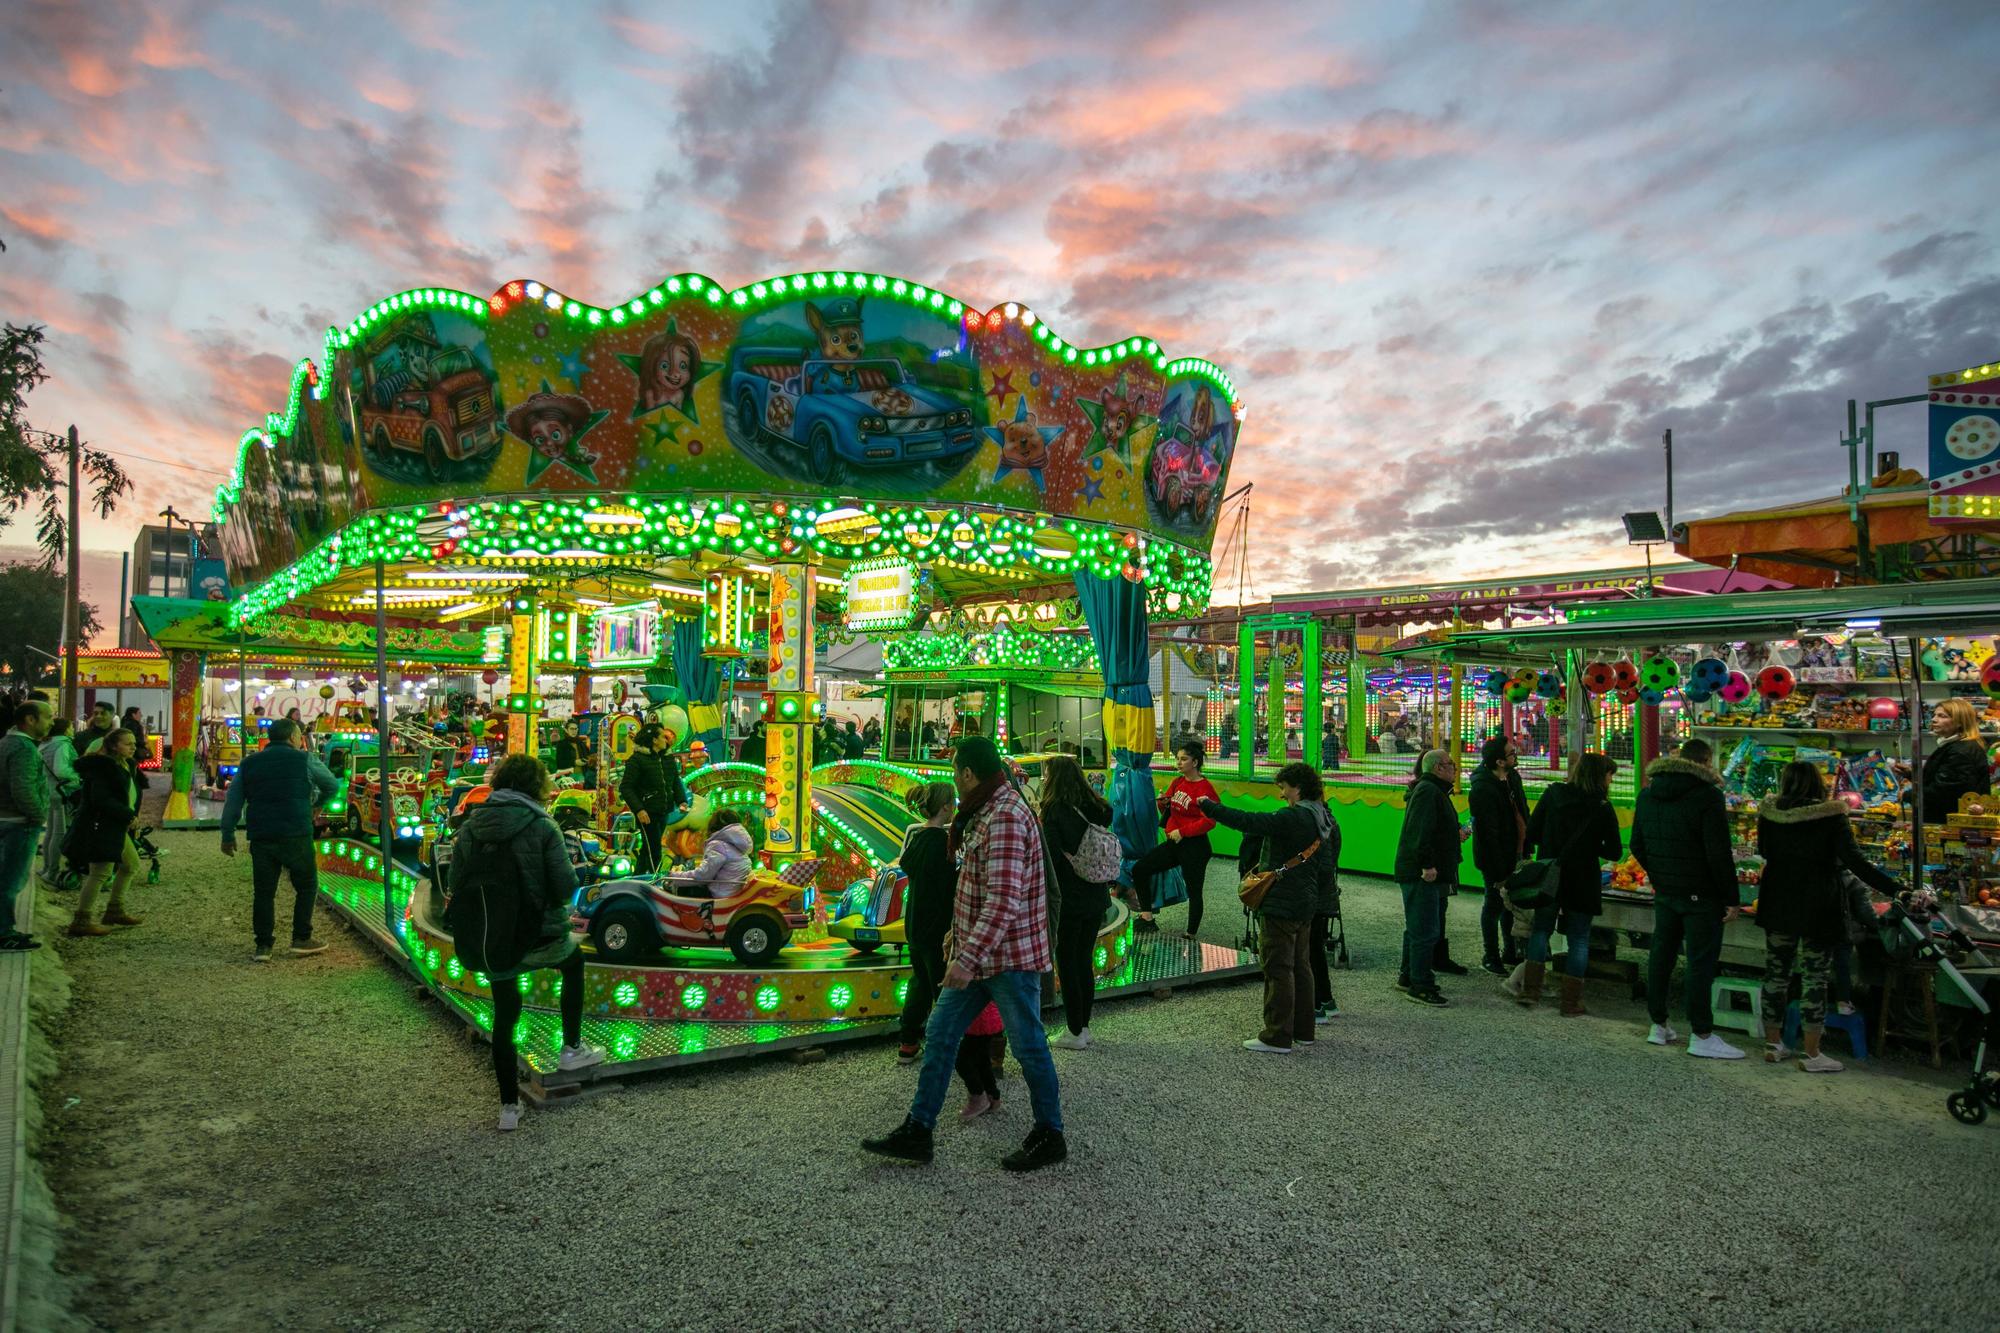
[671,616,725,750]
[1074,569,1171,903]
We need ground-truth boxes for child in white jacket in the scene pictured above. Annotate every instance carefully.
[669,809,754,898]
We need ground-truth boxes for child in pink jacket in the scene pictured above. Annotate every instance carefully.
[956,1001,1004,1121]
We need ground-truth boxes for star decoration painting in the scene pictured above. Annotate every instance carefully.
[982,394,1065,493]
[505,378,608,484]
[1077,369,1156,462]
[618,318,722,423]
[985,370,1016,404]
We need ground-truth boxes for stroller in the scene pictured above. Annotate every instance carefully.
[1235,832,1348,968]
[131,825,165,885]
[1882,894,1999,1125]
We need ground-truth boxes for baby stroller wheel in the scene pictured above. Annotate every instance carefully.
[1947,1090,1986,1126]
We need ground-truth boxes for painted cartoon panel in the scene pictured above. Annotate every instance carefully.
[212,275,1242,587]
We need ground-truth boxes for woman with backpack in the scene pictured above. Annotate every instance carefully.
[1199,762,1333,1054]
[1518,751,1623,1015]
[1038,755,1119,1051]
[1755,761,1902,1072]
[445,754,605,1131]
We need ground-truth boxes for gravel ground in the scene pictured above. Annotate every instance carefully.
[39,831,1999,1332]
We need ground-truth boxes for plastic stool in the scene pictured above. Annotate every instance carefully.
[1781,1002,1869,1059]
[1709,977,1764,1035]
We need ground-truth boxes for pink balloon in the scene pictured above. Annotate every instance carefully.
[1719,671,1752,703]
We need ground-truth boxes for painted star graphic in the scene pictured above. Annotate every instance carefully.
[1077,369,1156,462]
[617,318,723,424]
[985,370,1015,404]
[982,394,1065,494]
[1081,477,1103,504]
[507,377,609,484]
[557,349,587,385]
[647,417,682,448]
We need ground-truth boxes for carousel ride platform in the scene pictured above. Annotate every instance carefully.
[312,839,1259,1098]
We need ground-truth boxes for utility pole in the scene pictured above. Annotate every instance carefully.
[1663,428,1674,535]
[63,425,81,722]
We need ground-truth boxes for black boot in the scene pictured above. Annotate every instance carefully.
[861,1117,934,1164]
[1433,941,1469,977]
[1480,952,1508,977]
[1001,1124,1069,1172]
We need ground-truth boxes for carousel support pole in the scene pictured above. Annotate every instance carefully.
[1301,619,1323,771]
[1564,650,1588,760]
[1345,644,1368,763]
[1236,618,1255,780]
[162,649,203,821]
[1443,656,1462,786]
[1266,636,1284,766]
[375,557,393,932]
[762,563,817,866]
[1160,634,1172,759]
[506,594,540,757]
[1906,636,1928,896]
[1640,698,1662,770]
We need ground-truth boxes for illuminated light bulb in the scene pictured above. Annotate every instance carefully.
[544,292,562,309]
[525,282,545,299]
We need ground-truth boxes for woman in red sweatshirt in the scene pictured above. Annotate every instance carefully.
[1132,739,1219,936]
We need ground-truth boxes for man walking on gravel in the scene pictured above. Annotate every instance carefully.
[221,717,340,962]
[862,736,1068,1172]
[1631,738,1745,1059]
[0,700,54,951]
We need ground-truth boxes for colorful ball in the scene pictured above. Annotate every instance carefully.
[1504,681,1533,704]
[1615,686,1640,706]
[1639,655,1681,692]
[1535,671,1562,699]
[1510,667,1538,687]
[1582,662,1616,695]
[1611,660,1639,691]
[318,685,336,700]
[1638,686,1667,706]
[1691,657,1730,692]
[1867,697,1901,720]
[1548,699,1568,718]
[481,669,501,685]
[1981,658,2000,699]
[1719,671,1752,703]
[1756,665,1795,700]
[1483,669,1510,698]
[1684,685,1713,704]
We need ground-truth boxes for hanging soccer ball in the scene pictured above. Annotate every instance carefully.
[1638,686,1666,706]
[1611,660,1640,692]
[1640,655,1681,692]
[1719,671,1752,703]
[1582,662,1616,695]
[1484,669,1510,698]
[1510,667,1538,688]
[1535,671,1562,699]
[1684,685,1713,704]
[1548,698,1568,718]
[1504,680,1534,704]
[1691,657,1730,692]
[1981,659,2000,699]
[1756,665,1796,700]
[1615,686,1640,706]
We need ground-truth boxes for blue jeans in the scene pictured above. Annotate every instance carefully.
[908,970,1063,1134]
[1527,905,1594,978]
[1399,881,1444,992]
[0,822,39,935]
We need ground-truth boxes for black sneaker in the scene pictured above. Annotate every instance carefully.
[0,932,41,952]
[861,1117,934,1164]
[1405,988,1450,1007]
[1392,976,1412,993]
[1001,1124,1069,1173]
[1480,956,1508,977]
[290,937,330,956]
[1134,917,1159,933]
[895,1043,920,1065]
[1434,957,1470,977]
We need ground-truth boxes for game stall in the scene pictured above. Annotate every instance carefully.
[181,267,1258,1090]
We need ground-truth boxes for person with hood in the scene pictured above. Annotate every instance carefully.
[1394,750,1464,1007]
[1468,735,1530,975]
[1200,762,1333,1052]
[36,717,81,890]
[220,717,340,961]
[668,808,755,897]
[66,728,147,937]
[737,720,767,767]
[620,721,688,874]
[1038,754,1117,1050]
[1630,738,1745,1059]
[0,700,54,950]
[1518,752,1622,1014]
[1915,698,1990,825]
[445,753,606,1130]
[1755,762,1902,1072]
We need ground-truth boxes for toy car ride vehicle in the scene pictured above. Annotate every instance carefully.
[827,861,908,955]
[573,859,821,966]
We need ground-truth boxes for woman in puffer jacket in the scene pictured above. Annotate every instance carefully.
[1755,761,1901,1073]
[669,808,755,897]
[1199,762,1334,1055]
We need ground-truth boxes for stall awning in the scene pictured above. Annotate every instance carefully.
[1675,486,2000,588]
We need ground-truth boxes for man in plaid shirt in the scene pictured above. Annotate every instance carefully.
[863,736,1068,1172]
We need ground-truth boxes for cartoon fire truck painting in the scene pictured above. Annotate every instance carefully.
[352,315,502,480]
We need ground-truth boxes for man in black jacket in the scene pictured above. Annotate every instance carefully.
[1395,750,1465,1006]
[220,718,340,961]
[619,721,689,873]
[1467,736,1529,975]
[1630,738,1745,1059]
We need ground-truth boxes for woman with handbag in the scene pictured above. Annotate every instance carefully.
[1038,755,1118,1050]
[1755,762,1901,1072]
[1517,752,1623,1014]
[1199,762,1331,1054]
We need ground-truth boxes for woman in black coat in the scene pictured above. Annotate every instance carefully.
[67,729,146,936]
[619,721,688,872]
[894,782,957,1064]
[1039,756,1116,1050]
[1756,761,1901,1073]
[1917,698,1990,825]
[1520,752,1622,1015]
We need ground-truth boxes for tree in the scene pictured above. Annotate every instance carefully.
[0,322,130,563]
[0,562,99,687]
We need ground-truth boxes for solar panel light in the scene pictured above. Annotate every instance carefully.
[1622,511,1667,545]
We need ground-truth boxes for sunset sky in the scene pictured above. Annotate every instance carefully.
[3,0,1997,626]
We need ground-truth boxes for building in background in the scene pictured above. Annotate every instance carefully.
[122,521,221,649]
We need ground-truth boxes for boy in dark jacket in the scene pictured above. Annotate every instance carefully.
[447,754,605,1130]
[1630,739,1745,1059]
[1200,762,1329,1053]
[620,721,689,873]
[1394,750,1464,1006]
[1467,737,1529,974]
[221,717,340,960]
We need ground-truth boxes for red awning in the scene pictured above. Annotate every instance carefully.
[1675,486,2000,588]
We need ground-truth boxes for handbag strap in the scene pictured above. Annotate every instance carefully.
[1271,838,1319,872]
